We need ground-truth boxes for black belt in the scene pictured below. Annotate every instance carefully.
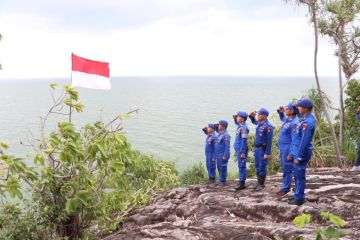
[255,144,267,148]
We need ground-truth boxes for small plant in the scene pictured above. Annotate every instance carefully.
[180,162,208,185]
[275,212,347,240]
[315,212,347,240]
[293,213,312,228]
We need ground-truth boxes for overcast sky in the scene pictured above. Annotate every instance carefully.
[0,0,339,79]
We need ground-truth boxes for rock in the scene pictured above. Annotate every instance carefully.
[129,214,150,226]
[103,168,360,240]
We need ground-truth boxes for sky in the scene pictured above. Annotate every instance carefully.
[0,0,339,79]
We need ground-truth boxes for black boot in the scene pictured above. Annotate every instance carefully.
[261,175,266,187]
[288,198,305,206]
[254,175,265,192]
[234,180,246,191]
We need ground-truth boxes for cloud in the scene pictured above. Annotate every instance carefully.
[0,0,338,79]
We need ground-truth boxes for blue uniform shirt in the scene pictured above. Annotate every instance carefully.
[250,116,274,155]
[233,122,249,154]
[357,112,360,121]
[293,114,316,161]
[205,132,217,154]
[278,111,299,146]
[215,131,231,159]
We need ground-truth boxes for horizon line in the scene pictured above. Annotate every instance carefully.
[0,75,339,81]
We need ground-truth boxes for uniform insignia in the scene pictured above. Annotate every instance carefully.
[302,123,308,130]
[267,127,272,133]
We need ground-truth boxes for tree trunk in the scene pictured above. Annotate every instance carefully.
[338,43,345,147]
[311,1,342,166]
[57,214,82,239]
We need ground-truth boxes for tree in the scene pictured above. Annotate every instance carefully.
[318,0,360,147]
[284,0,343,166]
[344,79,360,137]
[0,84,179,239]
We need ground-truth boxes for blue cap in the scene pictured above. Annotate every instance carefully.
[208,123,215,129]
[298,98,313,108]
[219,120,228,128]
[286,102,299,115]
[286,102,296,110]
[237,111,248,119]
[258,108,269,116]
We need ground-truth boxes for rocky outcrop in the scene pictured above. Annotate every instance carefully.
[104,168,360,240]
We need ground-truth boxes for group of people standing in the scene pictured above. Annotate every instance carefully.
[202,98,316,206]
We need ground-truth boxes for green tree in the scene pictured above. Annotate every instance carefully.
[344,79,360,135]
[284,0,343,166]
[318,0,360,147]
[0,84,179,239]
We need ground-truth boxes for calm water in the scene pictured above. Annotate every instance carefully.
[0,76,338,171]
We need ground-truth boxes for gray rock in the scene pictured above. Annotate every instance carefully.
[104,168,360,240]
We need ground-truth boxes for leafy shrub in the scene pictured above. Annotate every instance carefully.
[180,162,208,185]
[276,212,348,240]
[0,85,179,239]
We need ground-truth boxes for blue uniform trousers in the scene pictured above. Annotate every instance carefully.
[254,147,268,177]
[216,156,228,184]
[279,144,293,192]
[293,150,312,202]
[236,151,247,181]
[205,153,216,179]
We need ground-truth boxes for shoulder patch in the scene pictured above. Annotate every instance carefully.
[267,127,272,133]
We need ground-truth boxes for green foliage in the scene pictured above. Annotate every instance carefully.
[319,0,360,80]
[344,79,360,138]
[0,85,179,239]
[320,212,346,228]
[293,214,312,228]
[306,88,333,125]
[341,130,357,166]
[289,212,347,240]
[315,211,348,240]
[180,162,208,185]
[0,203,44,240]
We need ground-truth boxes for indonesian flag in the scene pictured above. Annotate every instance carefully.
[71,53,111,90]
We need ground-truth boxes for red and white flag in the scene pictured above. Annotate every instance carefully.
[71,53,111,90]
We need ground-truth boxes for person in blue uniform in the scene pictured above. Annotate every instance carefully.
[351,106,360,171]
[202,124,218,184]
[233,112,250,190]
[214,120,231,186]
[289,98,316,206]
[249,108,274,191]
[276,103,299,198]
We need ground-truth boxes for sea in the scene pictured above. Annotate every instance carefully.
[0,76,339,172]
